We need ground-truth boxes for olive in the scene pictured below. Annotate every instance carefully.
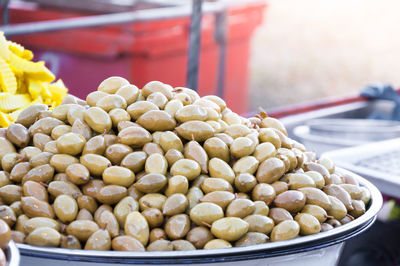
[125,211,149,246]
[165,175,189,197]
[15,104,48,127]
[271,181,288,195]
[9,162,30,183]
[143,142,164,156]
[184,140,209,174]
[298,187,331,211]
[244,215,274,234]
[190,202,224,226]
[360,187,371,205]
[170,159,201,181]
[204,137,230,162]
[142,208,164,228]
[11,231,25,244]
[258,128,281,149]
[112,235,145,251]
[48,181,82,198]
[252,183,276,205]
[80,154,111,177]
[83,107,112,133]
[0,171,11,187]
[274,190,306,213]
[147,239,173,251]
[175,105,207,123]
[66,220,99,242]
[113,196,138,227]
[98,76,129,94]
[339,184,363,200]
[162,193,188,216]
[164,99,184,117]
[270,220,300,242]
[256,158,285,184]
[66,163,90,185]
[145,153,168,175]
[50,154,79,173]
[121,152,147,173]
[127,101,159,120]
[15,215,29,233]
[103,166,135,187]
[97,185,127,205]
[56,133,86,155]
[139,193,167,211]
[23,217,60,234]
[234,173,257,193]
[7,123,30,147]
[214,133,234,146]
[235,232,268,247]
[26,227,60,247]
[318,157,335,174]
[0,206,16,227]
[149,228,167,243]
[164,214,190,239]
[186,226,214,249]
[301,204,327,223]
[142,81,173,99]
[253,201,269,216]
[176,121,215,142]
[187,187,204,210]
[0,185,22,204]
[208,158,235,184]
[327,195,347,220]
[10,201,22,217]
[30,152,52,168]
[321,223,334,232]
[304,171,325,189]
[230,137,255,158]
[96,94,127,112]
[268,207,293,224]
[295,213,321,236]
[22,181,48,201]
[204,239,232,249]
[29,117,64,136]
[116,84,139,105]
[349,200,366,218]
[118,126,152,147]
[60,235,82,249]
[323,184,353,211]
[54,195,78,223]
[165,149,184,167]
[172,240,196,251]
[233,156,259,176]
[226,199,255,218]
[211,217,249,242]
[254,142,276,162]
[135,173,167,193]
[95,210,119,238]
[137,110,176,132]
[32,133,52,150]
[201,178,233,193]
[200,191,235,210]
[76,209,93,221]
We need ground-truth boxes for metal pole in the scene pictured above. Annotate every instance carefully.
[1,0,10,25]
[215,10,228,99]
[0,3,221,36]
[186,0,203,91]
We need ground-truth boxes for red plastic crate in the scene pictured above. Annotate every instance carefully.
[7,2,266,114]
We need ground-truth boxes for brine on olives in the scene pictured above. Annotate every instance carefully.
[0,77,371,252]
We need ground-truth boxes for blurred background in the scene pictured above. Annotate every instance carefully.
[250,0,400,111]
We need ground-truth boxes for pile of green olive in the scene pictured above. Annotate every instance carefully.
[0,77,371,251]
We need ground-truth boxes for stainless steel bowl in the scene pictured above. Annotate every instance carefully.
[17,168,382,266]
[6,241,20,266]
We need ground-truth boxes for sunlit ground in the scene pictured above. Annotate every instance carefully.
[249,0,400,112]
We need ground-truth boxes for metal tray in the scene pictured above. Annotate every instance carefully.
[6,241,20,266]
[16,168,383,265]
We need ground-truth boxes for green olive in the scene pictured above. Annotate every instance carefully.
[80,154,111,177]
[256,158,285,184]
[165,175,189,197]
[103,166,135,187]
[118,126,152,148]
[211,217,249,242]
[186,226,214,249]
[208,158,235,184]
[121,152,147,173]
[125,211,149,246]
[66,163,90,185]
[147,239,173,251]
[184,140,209,174]
[200,191,235,209]
[22,181,48,201]
[235,232,268,247]
[253,201,269,216]
[112,235,145,251]
[176,121,215,142]
[172,240,196,251]
[298,187,331,211]
[66,220,99,242]
[7,123,30,147]
[83,107,112,133]
[270,220,300,242]
[244,214,274,234]
[137,110,176,132]
[164,214,190,240]
[252,183,276,205]
[234,173,257,193]
[56,133,86,156]
[274,190,306,213]
[97,185,127,205]
[201,178,233,194]
[10,163,30,183]
[232,156,259,175]
[50,154,79,173]
[301,204,327,223]
[24,217,60,234]
[54,195,78,223]
[139,193,167,211]
[170,159,201,181]
[204,239,231,249]
[190,202,224,226]
[226,199,255,218]
[21,196,54,218]
[142,208,164,228]
[204,137,230,162]
[26,227,60,247]
[60,235,82,249]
